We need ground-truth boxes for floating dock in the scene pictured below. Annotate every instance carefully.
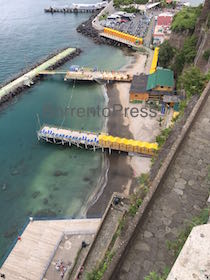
[39,69,132,83]
[37,125,158,156]
[0,48,78,105]
[44,7,99,13]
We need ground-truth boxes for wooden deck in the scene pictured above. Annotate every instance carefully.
[64,70,132,82]
[0,219,101,280]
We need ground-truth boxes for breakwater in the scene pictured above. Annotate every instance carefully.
[0,47,81,107]
[76,12,125,48]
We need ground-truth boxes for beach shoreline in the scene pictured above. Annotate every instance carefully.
[86,50,158,217]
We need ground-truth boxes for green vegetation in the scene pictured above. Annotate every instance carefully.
[207,14,210,29]
[172,35,197,76]
[156,127,171,148]
[128,173,150,216]
[158,36,197,76]
[86,251,114,280]
[178,66,208,98]
[144,268,170,280]
[158,41,175,68]
[99,13,108,21]
[129,195,143,216]
[114,0,147,8]
[171,6,202,32]
[203,49,210,61]
[167,208,210,258]
[137,172,149,185]
[122,6,139,13]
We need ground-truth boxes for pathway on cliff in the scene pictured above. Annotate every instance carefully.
[114,88,210,280]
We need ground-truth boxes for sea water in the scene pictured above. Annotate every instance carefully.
[0,0,130,260]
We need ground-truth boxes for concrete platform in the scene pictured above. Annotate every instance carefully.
[167,224,210,280]
[0,218,101,280]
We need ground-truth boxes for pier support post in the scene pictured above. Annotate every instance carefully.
[53,137,56,143]
[109,148,111,155]
[93,145,95,152]
[69,141,71,147]
[102,147,104,153]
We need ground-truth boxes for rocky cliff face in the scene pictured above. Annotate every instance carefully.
[169,30,190,50]
[194,0,210,73]
[169,0,210,73]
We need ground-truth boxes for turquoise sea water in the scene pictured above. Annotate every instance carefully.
[0,0,130,260]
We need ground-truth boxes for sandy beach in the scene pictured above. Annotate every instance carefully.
[87,49,161,217]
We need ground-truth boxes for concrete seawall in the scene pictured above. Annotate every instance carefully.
[0,47,81,106]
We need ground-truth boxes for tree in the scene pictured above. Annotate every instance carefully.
[171,6,202,33]
[158,41,175,68]
[182,35,197,63]
[178,67,207,98]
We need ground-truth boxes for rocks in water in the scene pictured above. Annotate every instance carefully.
[53,170,68,177]
[32,191,41,199]
[2,183,7,191]
[11,169,19,176]
[4,225,18,239]
[43,198,48,205]
[83,177,90,182]
[34,209,57,217]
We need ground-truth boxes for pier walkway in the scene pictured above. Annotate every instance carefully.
[37,125,158,156]
[44,7,100,13]
[39,69,132,83]
[0,218,101,280]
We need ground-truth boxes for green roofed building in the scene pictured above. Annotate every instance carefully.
[129,67,175,102]
[146,67,174,92]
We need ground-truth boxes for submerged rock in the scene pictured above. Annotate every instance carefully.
[53,170,68,177]
[34,209,57,217]
[83,177,90,182]
[2,183,7,191]
[11,169,19,176]
[43,198,48,205]
[4,225,18,239]
[32,191,41,199]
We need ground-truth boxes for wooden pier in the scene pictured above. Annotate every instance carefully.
[44,7,100,13]
[39,69,132,83]
[100,32,144,49]
[37,125,158,156]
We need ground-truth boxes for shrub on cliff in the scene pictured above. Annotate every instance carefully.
[171,6,202,32]
[178,66,207,98]
[203,49,210,61]
[158,40,175,68]
[172,35,197,76]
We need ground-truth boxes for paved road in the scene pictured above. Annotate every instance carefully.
[113,86,210,280]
